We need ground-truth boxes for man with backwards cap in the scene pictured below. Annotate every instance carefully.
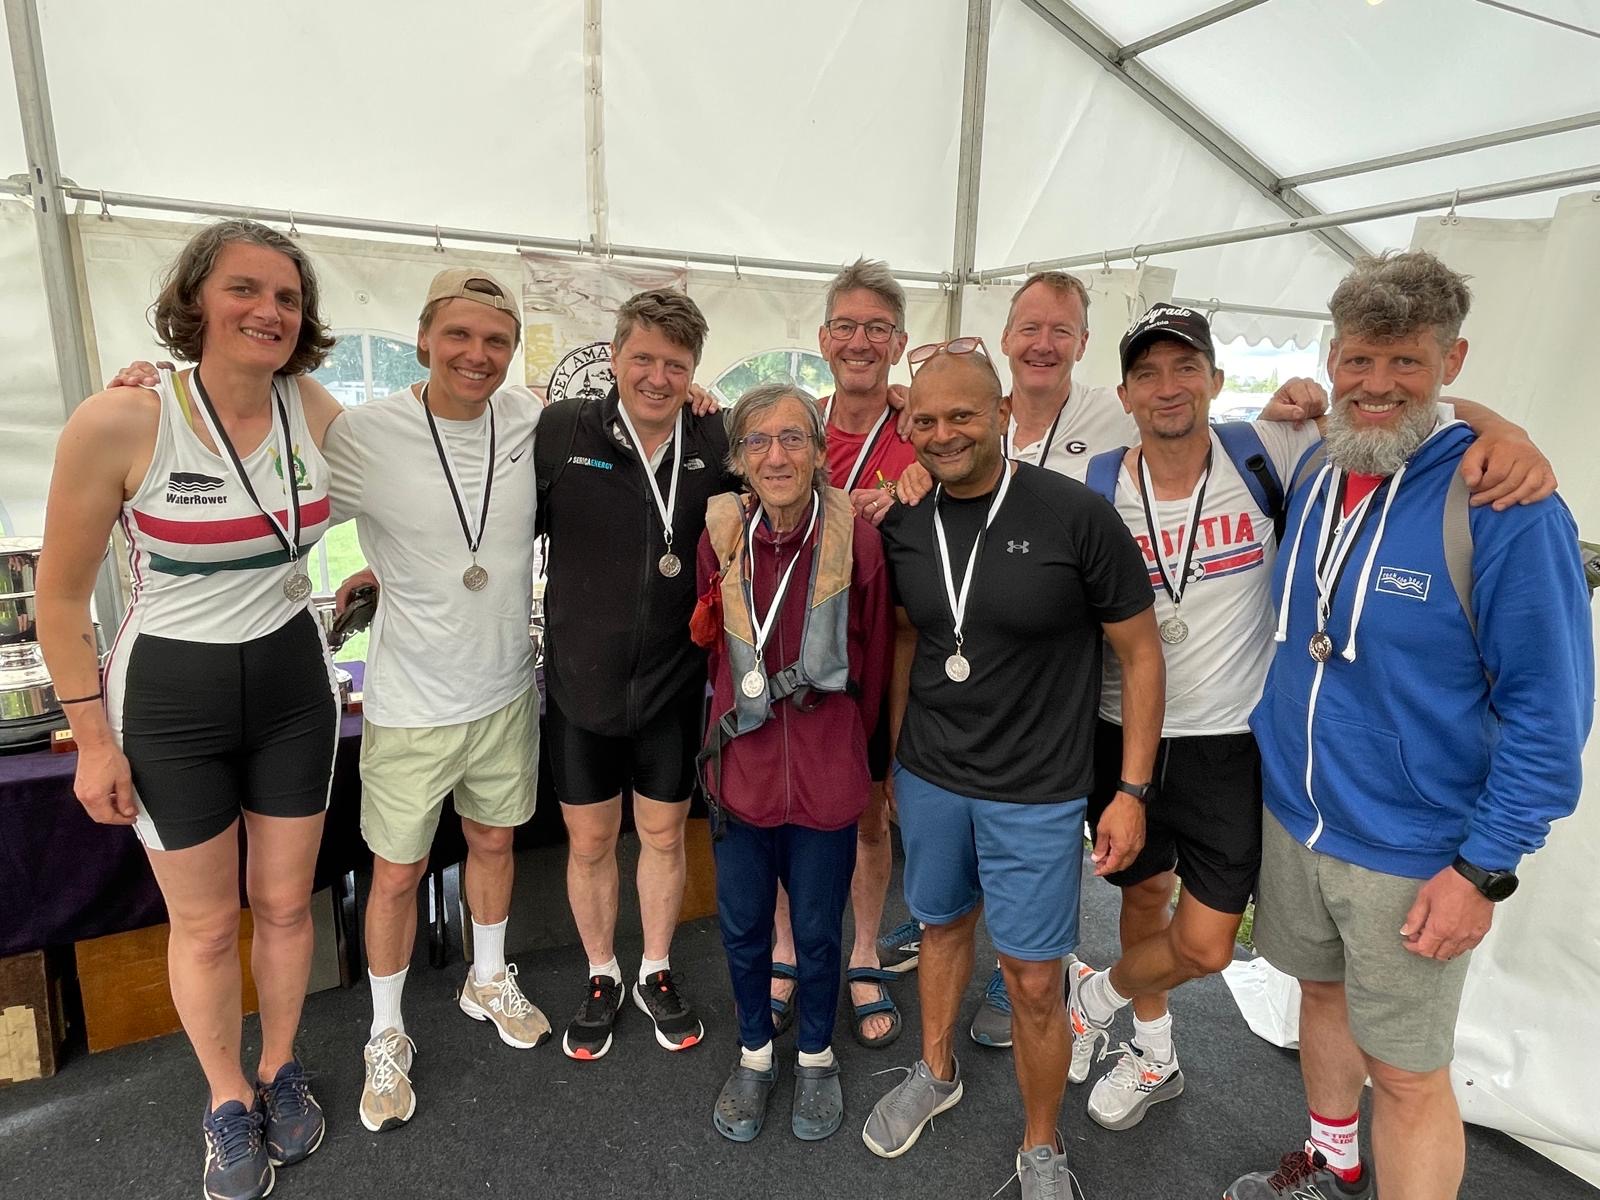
[863,335,1164,1198]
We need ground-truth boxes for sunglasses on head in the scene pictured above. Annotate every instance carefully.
[907,336,990,373]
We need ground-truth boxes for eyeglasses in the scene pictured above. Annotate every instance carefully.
[824,318,899,345]
[738,429,813,454]
[907,336,990,372]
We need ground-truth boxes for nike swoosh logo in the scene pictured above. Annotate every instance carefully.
[509,449,527,463]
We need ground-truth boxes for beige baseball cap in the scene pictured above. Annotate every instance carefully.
[417,269,521,366]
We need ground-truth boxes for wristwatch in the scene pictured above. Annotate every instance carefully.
[1116,779,1151,803]
[1451,855,1519,901]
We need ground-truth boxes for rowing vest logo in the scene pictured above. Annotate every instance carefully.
[165,471,227,506]
[271,447,310,490]
[548,341,615,405]
[1375,565,1431,601]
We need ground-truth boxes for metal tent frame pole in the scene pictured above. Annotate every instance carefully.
[1115,0,1272,62]
[5,0,126,624]
[1019,0,1366,265]
[980,164,1600,279]
[946,0,992,338]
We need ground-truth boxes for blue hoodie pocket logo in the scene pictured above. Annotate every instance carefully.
[1375,566,1430,601]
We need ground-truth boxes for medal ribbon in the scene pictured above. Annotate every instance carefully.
[421,384,497,557]
[741,496,820,670]
[616,402,683,554]
[821,395,894,492]
[1311,470,1382,642]
[189,366,302,564]
[1136,448,1211,613]
[932,461,1015,654]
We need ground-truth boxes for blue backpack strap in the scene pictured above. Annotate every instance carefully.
[1213,421,1286,540]
[1084,447,1126,506]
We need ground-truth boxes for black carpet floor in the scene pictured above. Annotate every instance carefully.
[1,847,1593,1200]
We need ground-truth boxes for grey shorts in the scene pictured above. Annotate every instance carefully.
[1253,810,1471,1073]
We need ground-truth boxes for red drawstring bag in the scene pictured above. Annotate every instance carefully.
[689,570,724,649]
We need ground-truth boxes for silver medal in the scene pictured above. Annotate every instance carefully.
[658,552,682,578]
[944,653,971,683]
[1309,631,1334,663]
[282,572,312,602]
[463,563,490,592]
[1159,616,1189,644]
[740,669,766,699]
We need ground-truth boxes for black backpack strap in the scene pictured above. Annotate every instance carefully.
[1213,421,1287,543]
[534,396,589,536]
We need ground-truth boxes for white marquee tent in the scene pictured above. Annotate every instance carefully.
[3,0,1597,1185]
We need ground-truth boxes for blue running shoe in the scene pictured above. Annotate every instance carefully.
[257,1058,325,1166]
[969,966,1012,1048]
[201,1100,273,1200]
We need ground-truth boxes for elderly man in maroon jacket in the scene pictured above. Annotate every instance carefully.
[692,381,894,1145]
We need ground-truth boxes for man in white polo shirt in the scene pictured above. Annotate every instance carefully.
[320,270,551,1132]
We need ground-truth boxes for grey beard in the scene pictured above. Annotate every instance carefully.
[1323,392,1438,476]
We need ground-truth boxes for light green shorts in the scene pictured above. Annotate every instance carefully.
[359,686,538,865]
[1254,810,1471,1073]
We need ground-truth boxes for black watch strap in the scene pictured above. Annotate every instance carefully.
[1116,779,1151,802]
[1451,855,1519,902]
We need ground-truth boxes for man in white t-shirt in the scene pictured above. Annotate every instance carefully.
[318,270,552,1133]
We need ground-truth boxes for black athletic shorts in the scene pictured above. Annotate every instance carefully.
[1087,718,1262,915]
[545,679,703,806]
[120,610,339,853]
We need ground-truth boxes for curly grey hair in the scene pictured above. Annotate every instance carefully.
[1329,250,1472,348]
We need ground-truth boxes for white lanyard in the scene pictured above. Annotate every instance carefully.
[932,461,1015,653]
[615,403,683,554]
[744,498,819,668]
[822,395,893,491]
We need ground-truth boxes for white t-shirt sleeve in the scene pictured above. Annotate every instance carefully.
[321,409,366,526]
[1250,418,1324,482]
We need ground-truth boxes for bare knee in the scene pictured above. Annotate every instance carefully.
[1000,958,1063,1013]
[1366,1056,1451,1103]
[175,910,242,965]
[464,821,515,859]
[635,816,685,856]
[568,829,619,868]
[857,792,890,846]
[1170,926,1236,978]
[248,889,312,934]
[1122,875,1174,919]
[370,858,428,905]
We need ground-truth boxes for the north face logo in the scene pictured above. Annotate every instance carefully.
[1006,540,1030,554]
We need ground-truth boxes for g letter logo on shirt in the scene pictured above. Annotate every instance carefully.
[1375,566,1431,601]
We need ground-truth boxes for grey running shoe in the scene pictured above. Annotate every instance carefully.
[969,966,1013,1048]
[862,1058,963,1159]
[1224,1145,1374,1199]
[1065,957,1099,1084]
[359,1028,417,1133]
[459,963,552,1049]
[1085,1041,1184,1130]
[877,919,923,974]
[201,1099,273,1200]
[255,1058,324,1166]
[1016,1141,1078,1200]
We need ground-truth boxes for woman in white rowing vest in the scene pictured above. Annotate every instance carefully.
[37,219,342,1200]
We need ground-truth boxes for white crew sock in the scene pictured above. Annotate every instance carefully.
[1133,1012,1174,1061]
[369,967,408,1040]
[740,1040,774,1071]
[471,917,508,985]
[1308,1109,1362,1176]
[797,1046,836,1069]
[638,955,671,985]
[1080,969,1131,1024]
[589,957,622,985]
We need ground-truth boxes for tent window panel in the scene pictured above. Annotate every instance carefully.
[712,349,833,407]
[1211,336,1326,424]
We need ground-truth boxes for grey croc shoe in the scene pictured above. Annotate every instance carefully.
[791,1061,843,1140]
[712,1061,778,1142]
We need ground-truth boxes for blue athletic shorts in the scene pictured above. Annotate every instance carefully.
[892,761,1085,961]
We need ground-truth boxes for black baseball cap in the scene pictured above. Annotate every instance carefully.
[1118,304,1216,377]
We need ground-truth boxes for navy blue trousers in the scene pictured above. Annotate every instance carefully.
[713,816,857,1054]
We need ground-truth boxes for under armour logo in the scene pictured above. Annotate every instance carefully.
[1006,540,1030,554]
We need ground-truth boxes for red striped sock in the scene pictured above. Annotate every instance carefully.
[1308,1109,1362,1181]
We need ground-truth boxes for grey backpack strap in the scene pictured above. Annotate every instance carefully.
[1443,471,1476,641]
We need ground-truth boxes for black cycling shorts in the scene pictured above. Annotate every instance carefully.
[1087,718,1262,915]
[120,611,339,852]
[546,680,703,807]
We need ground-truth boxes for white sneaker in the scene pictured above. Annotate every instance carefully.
[1066,957,1100,1084]
[360,1028,417,1133]
[1086,1041,1184,1130]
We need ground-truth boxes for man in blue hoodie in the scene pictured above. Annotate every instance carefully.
[1227,251,1593,1200]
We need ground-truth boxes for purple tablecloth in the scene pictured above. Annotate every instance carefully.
[0,664,368,956]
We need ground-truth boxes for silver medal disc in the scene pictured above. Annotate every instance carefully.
[658,552,682,578]
[1309,631,1334,663]
[944,653,971,683]
[740,669,766,699]
[282,572,312,602]
[1159,616,1189,645]
[462,563,490,592]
